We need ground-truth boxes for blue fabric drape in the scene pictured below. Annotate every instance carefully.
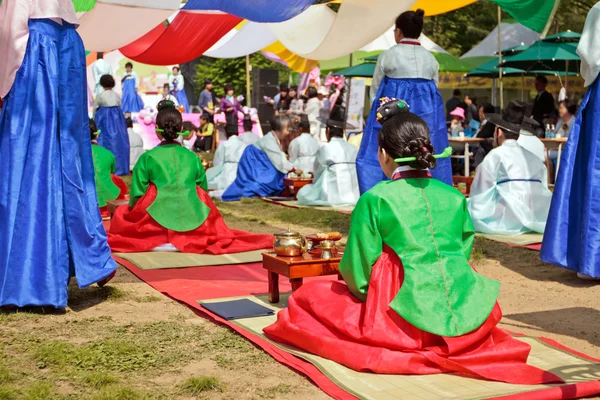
[96,106,130,175]
[183,0,315,22]
[121,78,144,113]
[222,145,284,201]
[541,78,600,278]
[356,78,452,194]
[0,19,117,308]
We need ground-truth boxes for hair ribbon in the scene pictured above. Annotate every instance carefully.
[155,128,190,136]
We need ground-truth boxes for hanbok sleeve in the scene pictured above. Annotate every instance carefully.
[288,139,299,162]
[461,197,475,260]
[196,156,208,191]
[178,75,185,91]
[432,56,440,85]
[467,158,497,226]
[262,135,294,173]
[212,143,225,167]
[133,71,140,89]
[370,54,385,101]
[339,193,382,301]
[129,153,150,207]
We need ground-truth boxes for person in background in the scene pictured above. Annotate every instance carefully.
[222,115,295,201]
[264,99,561,386]
[93,74,130,175]
[206,122,249,195]
[170,66,189,113]
[468,101,552,235]
[271,83,289,112]
[297,113,360,207]
[180,121,198,152]
[193,115,215,153]
[358,9,451,192]
[91,52,113,96]
[126,117,144,170]
[198,78,215,119]
[472,104,496,170]
[161,83,178,106]
[317,86,331,141]
[220,84,243,138]
[446,89,462,120]
[532,75,556,127]
[90,119,127,218]
[449,107,465,136]
[288,114,320,173]
[305,87,322,140]
[288,85,303,113]
[108,100,273,254]
[121,62,144,114]
[464,94,478,123]
[240,114,259,145]
[554,99,578,138]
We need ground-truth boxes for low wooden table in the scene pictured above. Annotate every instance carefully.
[448,137,487,177]
[282,178,313,199]
[106,199,129,215]
[262,251,343,303]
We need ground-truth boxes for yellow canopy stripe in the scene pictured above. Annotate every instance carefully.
[262,41,319,73]
[322,0,477,17]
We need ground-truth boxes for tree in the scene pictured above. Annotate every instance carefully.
[194,53,291,100]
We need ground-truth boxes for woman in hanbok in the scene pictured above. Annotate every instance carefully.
[90,119,128,219]
[264,100,562,385]
[0,0,117,308]
[288,114,320,173]
[297,116,359,207]
[94,74,131,176]
[304,87,322,140]
[170,66,189,113]
[108,101,273,254]
[219,84,244,137]
[356,9,451,193]
[239,114,260,145]
[222,115,294,201]
[542,3,600,280]
[121,62,144,114]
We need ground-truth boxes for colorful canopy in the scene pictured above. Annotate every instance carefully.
[491,0,560,33]
[500,41,580,73]
[544,31,582,42]
[182,0,316,23]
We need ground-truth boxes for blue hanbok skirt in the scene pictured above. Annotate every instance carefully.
[173,90,190,113]
[356,77,452,193]
[222,145,285,201]
[0,19,117,308]
[121,78,144,113]
[96,106,130,175]
[541,77,600,278]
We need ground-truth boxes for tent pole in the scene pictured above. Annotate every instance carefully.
[246,54,251,107]
[497,6,503,109]
[565,60,569,94]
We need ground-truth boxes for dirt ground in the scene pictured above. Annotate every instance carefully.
[0,199,598,399]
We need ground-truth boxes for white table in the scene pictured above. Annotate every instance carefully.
[541,138,568,182]
[448,137,486,177]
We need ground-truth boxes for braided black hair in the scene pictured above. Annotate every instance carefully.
[156,100,182,141]
[377,101,436,170]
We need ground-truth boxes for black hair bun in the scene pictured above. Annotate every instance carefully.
[157,99,177,111]
[376,98,410,125]
[415,8,425,18]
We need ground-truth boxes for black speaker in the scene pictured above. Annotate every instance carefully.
[252,68,279,132]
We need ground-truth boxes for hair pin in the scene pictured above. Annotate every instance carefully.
[155,128,190,136]
[94,130,101,135]
[394,147,452,163]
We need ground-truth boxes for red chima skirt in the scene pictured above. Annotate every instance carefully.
[99,175,128,219]
[108,184,274,254]
[264,246,563,385]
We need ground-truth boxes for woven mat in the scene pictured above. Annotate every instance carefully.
[202,295,600,400]
[476,232,544,246]
[262,198,354,215]
[113,250,265,270]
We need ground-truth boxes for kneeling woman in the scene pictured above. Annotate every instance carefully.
[108,101,273,254]
[222,115,294,201]
[264,100,562,385]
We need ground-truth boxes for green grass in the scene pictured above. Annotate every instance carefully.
[21,382,54,400]
[90,386,152,400]
[256,383,293,399]
[0,387,18,400]
[82,372,120,389]
[181,376,223,396]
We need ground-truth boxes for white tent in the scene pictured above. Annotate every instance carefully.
[460,23,540,59]
[360,27,449,54]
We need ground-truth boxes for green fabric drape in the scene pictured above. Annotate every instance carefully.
[491,0,559,33]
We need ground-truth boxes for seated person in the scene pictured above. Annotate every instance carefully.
[448,106,465,136]
[193,115,215,152]
[239,114,260,145]
[468,102,552,235]
[90,119,128,218]
[472,103,496,170]
[264,100,562,385]
[517,110,545,162]
[206,126,248,194]
[222,115,294,201]
[180,121,198,152]
[288,114,320,173]
[296,115,360,207]
[126,117,144,170]
[94,74,130,176]
[108,101,273,254]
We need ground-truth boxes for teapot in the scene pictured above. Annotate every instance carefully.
[273,227,307,257]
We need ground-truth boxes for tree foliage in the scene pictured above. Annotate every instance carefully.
[194,53,290,99]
